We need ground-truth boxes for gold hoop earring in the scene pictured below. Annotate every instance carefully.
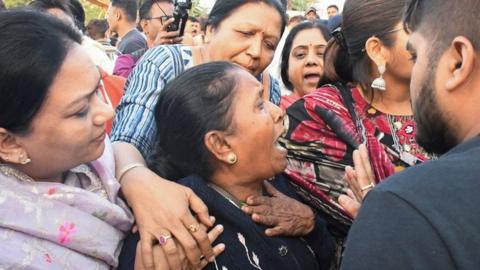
[226,153,237,165]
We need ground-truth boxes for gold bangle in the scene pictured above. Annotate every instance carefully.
[118,163,145,184]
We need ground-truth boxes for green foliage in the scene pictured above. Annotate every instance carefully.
[5,0,105,22]
[290,0,316,11]
[189,0,206,18]
[5,0,30,8]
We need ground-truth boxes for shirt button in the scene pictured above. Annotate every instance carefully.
[278,245,288,256]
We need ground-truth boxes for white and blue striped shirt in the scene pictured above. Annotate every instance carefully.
[111,45,281,157]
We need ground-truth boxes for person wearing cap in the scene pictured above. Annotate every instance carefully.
[305,6,319,21]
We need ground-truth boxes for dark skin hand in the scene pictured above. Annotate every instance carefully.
[241,181,315,237]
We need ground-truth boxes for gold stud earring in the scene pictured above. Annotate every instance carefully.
[19,154,31,165]
[226,153,237,165]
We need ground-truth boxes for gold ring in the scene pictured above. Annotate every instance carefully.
[188,224,200,233]
[360,183,374,192]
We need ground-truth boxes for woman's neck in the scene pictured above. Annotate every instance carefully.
[359,76,413,116]
[210,171,263,203]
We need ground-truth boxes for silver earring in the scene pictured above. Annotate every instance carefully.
[371,64,386,91]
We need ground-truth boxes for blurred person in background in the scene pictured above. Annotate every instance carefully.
[113,0,181,78]
[327,5,339,19]
[30,0,114,73]
[0,0,5,10]
[87,19,120,61]
[106,0,146,54]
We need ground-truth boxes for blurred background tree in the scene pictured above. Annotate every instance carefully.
[290,0,316,11]
[5,0,104,21]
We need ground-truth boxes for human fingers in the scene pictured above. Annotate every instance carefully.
[265,225,287,237]
[152,243,171,270]
[338,194,361,218]
[198,244,226,269]
[345,166,363,202]
[241,205,272,217]
[352,149,374,197]
[182,217,215,263]
[358,144,375,184]
[169,220,203,268]
[161,17,176,31]
[135,242,146,270]
[251,213,279,227]
[187,190,214,228]
[140,233,157,270]
[159,233,182,270]
[246,195,272,206]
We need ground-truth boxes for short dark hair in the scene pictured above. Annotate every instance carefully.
[139,0,172,20]
[0,10,82,134]
[149,61,240,180]
[86,19,108,39]
[404,0,480,62]
[207,0,287,38]
[111,0,137,22]
[281,21,331,90]
[327,5,339,11]
[188,16,198,23]
[288,15,305,25]
[67,0,85,32]
[29,0,72,17]
[321,0,408,89]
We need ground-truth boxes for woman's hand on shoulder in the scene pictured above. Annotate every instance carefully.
[122,165,217,270]
[242,181,315,237]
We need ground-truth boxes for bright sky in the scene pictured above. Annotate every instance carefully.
[198,0,345,19]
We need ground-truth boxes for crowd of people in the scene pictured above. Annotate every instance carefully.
[0,0,480,269]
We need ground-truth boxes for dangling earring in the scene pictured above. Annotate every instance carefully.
[371,64,386,91]
[226,153,237,165]
[19,154,31,165]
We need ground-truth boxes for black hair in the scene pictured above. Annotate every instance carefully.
[288,15,305,25]
[404,0,479,62]
[111,0,137,22]
[321,0,408,90]
[280,21,331,90]
[29,0,73,17]
[188,16,198,23]
[86,19,108,39]
[327,5,339,11]
[149,61,240,180]
[207,0,287,38]
[139,0,172,20]
[67,0,85,32]
[0,10,82,134]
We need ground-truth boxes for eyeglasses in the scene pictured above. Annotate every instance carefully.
[144,0,173,26]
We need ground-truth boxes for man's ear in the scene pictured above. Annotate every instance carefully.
[115,8,122,21]
[0,128,28,164]
[140,19,148,34]
[365,36,388,70]
[444,36,477,91]
[204,130,234,164]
